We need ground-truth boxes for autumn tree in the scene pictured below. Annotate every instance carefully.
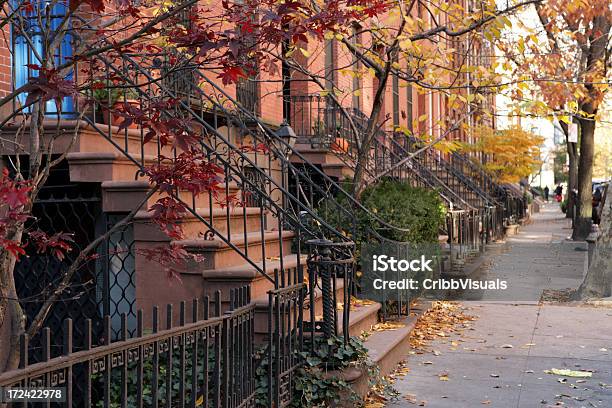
[462,125,543,183]
[272,0,541,198]
[497,0,611,239]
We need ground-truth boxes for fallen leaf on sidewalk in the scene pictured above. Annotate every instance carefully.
[404,393,417,404]
[423,361,433,365]
[521,343,536,348]
[394,363,411,376]
[438,373,449,381]
[409,301,476,351]
[544,369,593,378]
[481,400,491,405]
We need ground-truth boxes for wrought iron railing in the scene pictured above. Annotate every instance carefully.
[287,95,476,210]
[448,151,527,224]
[286,94,496,260]
[0,288,263,407]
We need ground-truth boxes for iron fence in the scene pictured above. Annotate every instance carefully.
[0,288,262,408]
[267,280,305,408]
[12,161,137,364]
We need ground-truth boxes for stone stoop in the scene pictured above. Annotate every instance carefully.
[101,180,242,212]
[364,315,417,375]
[336,302,430,406]
[291,145,355,180]
[58,125,302,329]
[429,167,492,209]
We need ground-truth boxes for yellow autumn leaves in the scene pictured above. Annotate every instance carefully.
[461,125,543,183]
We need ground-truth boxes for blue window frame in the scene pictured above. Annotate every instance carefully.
[12,0,75,117]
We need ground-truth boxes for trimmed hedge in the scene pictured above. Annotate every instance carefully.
[321,179,446,245]
[360,180,446,243]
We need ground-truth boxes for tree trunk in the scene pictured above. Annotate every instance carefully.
[0,102,43,373]
[572,118,595,240]
[0,230,26,374]
[352,65,392,199]
[567,139,578,219]
[573,185,611,299]
[558,121,577,219]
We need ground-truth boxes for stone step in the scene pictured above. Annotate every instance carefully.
[76,123,176,157]
[134,253,303,325]
[75,121,242,159]
[200,254,304,302]
[250,279,381,338]
[340,301,381,337]
[101,180,242,212]
[0,120,170,157]
[292,146,348,167]
[67,152,156,182]
[251,276,345,335]
[177,230,295,270]
[321,162,354,179]
[300,280,379,337]
[133,207,268,240]
[363,312,419,376]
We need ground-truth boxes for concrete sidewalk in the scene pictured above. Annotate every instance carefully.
[387,204,612,407]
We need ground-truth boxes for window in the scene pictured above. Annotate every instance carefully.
[282,39,292,121]
[235,3,259,114]
[351,26,362,111]
[406,84,413,133]
[392,73,400,129]
[325,39,336,90]
[12,0,75,116]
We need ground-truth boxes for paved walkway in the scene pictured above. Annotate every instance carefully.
[388,204,612,407]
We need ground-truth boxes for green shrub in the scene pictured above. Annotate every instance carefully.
[560,197,568,213]
[320,179,446,245]
[360,180,446,243]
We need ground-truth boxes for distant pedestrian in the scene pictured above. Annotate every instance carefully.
[544,186,550,202]
[554,185,563,202]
